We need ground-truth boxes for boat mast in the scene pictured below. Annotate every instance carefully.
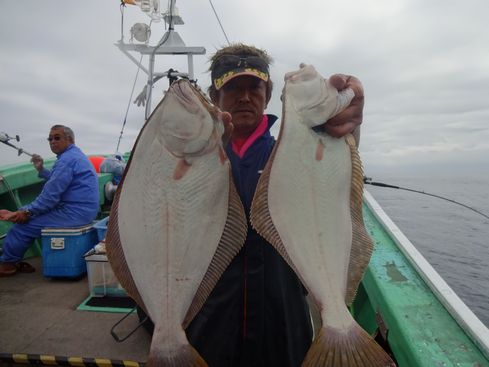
[116,0,206,119]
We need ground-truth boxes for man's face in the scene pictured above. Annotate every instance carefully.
[215,76,268,139]
[48,128,72,155]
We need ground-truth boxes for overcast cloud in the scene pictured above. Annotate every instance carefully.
[1,0,488,176]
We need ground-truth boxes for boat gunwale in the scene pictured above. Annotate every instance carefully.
[364,190,489,360]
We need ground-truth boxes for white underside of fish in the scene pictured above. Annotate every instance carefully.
[267,126,354,328]
[106,80,247,366]
[251,65,395,366]
[117,125,230,334]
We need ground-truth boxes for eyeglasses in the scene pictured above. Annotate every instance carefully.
[47,136,62,142]
[211,54,269,83]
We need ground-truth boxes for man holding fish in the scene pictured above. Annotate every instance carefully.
[186,44,373,367]
[132,43,373,366]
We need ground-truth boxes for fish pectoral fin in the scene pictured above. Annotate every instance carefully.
[218,145,227,164]
[315,139,325,161]
[173,158,192,180]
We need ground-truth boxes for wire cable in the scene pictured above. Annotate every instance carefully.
[364,177,489,220]
[208,0,231,45]
[116,54,144,153]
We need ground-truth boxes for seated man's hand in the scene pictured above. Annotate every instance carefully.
[323,74,364,140]
[31,154,44,172]
[0,210,30,224]
[0,209,12,221]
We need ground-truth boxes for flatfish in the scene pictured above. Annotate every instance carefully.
[250,65,395,366]
[106,79,247,366]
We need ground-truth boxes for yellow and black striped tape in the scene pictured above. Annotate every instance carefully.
[0,353,144,367]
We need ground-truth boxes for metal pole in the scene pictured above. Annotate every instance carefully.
[187,54,194,80]
[169,0,176,29]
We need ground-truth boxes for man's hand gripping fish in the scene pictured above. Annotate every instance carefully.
[106,80,247,367]
[251,65,395,367]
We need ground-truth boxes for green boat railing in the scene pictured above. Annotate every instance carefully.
[360,191,489,366]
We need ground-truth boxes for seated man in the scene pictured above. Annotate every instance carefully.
[0,125,100,277]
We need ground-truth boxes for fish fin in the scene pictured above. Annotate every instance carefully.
[249,133,296,271]
[345,133,374,305]
[147,343,207,367]
[218,145,227,164]
[250,90,297,269]
[302,324,395,367]
[173,158,192,180]
[182,172,247,328]
[315,139,325,161]
[105,185,148,313]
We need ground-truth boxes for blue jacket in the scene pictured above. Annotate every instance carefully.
[186,115,313,367]
[25,144,100,217]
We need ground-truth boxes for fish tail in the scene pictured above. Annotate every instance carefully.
[147,343,207,367]
[302,324,395,367]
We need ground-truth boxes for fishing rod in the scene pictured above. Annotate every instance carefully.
[364,177,489,221]
[0,132,33,157]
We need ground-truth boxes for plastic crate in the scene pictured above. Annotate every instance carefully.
[85,252,126,297]
[93,216,109,242]
[41,224,98,278]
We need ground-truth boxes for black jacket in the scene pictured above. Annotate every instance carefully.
[186,115,313,367]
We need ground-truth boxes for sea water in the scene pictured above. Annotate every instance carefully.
[366,171,489,327]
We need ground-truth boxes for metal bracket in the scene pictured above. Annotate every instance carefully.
[110,305,147,343]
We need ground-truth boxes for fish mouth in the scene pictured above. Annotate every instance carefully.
[171,79,219,119]
[170,80,208,116]
[159,80,220,158]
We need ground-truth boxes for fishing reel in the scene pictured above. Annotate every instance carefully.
[0,132,33,157]
[0,132,20,143]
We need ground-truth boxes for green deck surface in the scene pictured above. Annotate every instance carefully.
[77,295,136,314]
[361,204,488,367]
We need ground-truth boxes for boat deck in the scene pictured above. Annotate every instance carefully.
[2,158,489,366]
[0,257,151,366]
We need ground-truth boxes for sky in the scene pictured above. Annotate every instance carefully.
[1,0,488,177]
